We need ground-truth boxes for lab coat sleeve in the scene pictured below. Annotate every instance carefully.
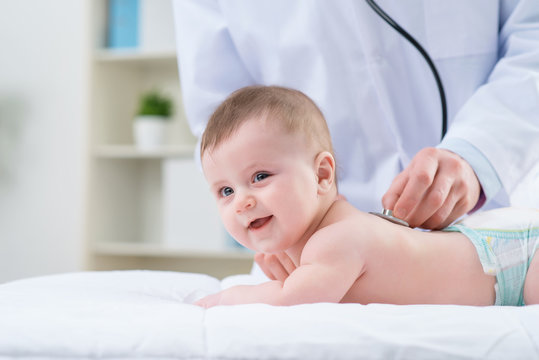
[440,0,539,202]
[172,0,253,141]
[438,138,501,211]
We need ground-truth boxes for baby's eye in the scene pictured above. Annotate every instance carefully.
[253,172,269,183]
[219,186,234,197]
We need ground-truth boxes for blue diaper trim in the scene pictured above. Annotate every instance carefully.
[444,225,539,306]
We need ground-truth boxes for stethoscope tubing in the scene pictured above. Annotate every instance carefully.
[365,0,448,140]
[365,0,448,226]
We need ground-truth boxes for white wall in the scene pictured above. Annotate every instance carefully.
[0,0,89,283]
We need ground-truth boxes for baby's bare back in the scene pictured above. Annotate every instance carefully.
[339,213,496,305]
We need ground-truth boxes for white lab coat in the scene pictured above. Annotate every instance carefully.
[173,0,539,212]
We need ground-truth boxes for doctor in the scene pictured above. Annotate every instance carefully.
[172,1,539,231]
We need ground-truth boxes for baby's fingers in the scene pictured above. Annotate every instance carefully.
[195,293,221,308]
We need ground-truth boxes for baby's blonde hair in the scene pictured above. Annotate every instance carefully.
[201,85,334,159]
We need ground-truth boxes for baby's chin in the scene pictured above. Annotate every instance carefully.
[246,241,283,255]
[239,233,291,254]
[254,245,289,255]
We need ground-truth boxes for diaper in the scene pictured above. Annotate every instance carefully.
[445,208,539,306]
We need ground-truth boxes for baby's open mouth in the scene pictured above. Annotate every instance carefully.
[249,216,273,230]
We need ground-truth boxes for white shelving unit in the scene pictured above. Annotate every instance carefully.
[94,144,194,159]
[85,0,253,278]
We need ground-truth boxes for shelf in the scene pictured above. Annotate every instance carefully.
[94,49,177,64]
[94,144,195,159]
[86,1,236,276]
[93,241,254,260]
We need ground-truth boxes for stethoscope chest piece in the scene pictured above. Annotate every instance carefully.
[369,209,410,227]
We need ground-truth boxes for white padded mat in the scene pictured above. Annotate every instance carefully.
[0,270,538,359]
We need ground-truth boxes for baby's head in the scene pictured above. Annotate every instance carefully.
[201,86,337,254]
[201,85,334,161]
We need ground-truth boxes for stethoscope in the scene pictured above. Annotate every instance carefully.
[365,0,448,227]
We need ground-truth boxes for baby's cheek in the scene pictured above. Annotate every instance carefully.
[283,211,311,239]
[221,214,239,237]
[224,223,250,249]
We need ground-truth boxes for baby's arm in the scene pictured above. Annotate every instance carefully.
[196,225,366,307]
[195,280,293,308]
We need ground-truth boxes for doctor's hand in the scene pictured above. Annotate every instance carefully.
[254,252,296,282]
[382,147,481,230]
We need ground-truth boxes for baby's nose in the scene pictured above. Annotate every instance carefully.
[235,193,256,214]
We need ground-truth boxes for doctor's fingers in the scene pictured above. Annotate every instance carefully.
[386,149,440,221]
[382,170,408,211]
[405,176,462,229]
[409,151,481,228]
[420,169,480,229]
[403,174,454,228]
[420,195,467,229]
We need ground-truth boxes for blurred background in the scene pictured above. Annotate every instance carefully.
[0,0,252,284]
[1,0,537,284]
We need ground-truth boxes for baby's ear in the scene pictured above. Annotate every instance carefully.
[315,151,335,195]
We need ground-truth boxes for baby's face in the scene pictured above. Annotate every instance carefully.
[202,118,322,254]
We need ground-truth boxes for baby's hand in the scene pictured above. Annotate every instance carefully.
[195,291,222,308]
[254,252,296,282]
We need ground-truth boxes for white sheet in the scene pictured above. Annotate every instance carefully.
[1,270,538,359]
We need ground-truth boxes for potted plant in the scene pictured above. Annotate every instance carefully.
[133,90,173,150]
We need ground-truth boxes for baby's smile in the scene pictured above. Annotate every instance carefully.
[248,215,273,230]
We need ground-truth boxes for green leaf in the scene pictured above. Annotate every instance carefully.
[137,90,173,118]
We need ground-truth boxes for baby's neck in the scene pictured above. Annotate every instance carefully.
[284,193,341,264]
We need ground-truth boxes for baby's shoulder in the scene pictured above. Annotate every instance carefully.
[309,200,390,251]
[301,215,370,266]
[306,205,369,251]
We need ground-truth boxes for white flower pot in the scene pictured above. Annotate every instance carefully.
[133,115,167,150]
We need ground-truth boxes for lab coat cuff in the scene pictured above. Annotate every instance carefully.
[437,137,502,211]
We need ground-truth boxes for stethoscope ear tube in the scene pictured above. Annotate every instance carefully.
[365,0,447,140]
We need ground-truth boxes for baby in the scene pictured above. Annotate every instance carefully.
[197,85,539,307]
